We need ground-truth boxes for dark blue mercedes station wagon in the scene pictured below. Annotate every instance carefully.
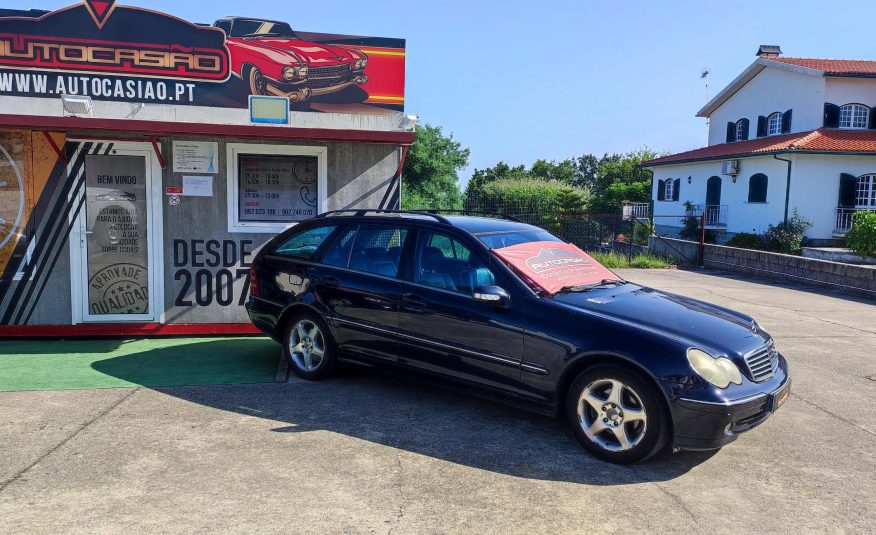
[246,210,790,464]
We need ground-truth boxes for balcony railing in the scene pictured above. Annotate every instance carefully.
[835,207,876,233]
[688,204,728,227]
[622,202,651,220]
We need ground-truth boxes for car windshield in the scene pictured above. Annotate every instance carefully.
[475,228,563,249]
[230,20,297,38]
[489,238,622,296]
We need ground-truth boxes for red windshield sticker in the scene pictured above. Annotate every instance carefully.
[493,241,620,294]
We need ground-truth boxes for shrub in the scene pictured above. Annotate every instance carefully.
[725,232,764,250]
[762,210,812,255]
[845,211,876,257]
[632,219,653,246]
[679,201,700,241]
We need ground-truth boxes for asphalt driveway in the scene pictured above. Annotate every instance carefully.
[1,269,874,534]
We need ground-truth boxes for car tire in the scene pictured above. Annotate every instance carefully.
[283,310,337,381]
[565,364,669,464]
[248,65,268,96]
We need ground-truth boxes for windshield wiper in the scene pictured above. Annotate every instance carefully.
[555,279,628,293]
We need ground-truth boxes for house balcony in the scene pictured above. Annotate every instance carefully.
[834,207,876,235]
[689,204,728,228]
[622,202,651,220]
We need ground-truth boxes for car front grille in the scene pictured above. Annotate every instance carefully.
[744,340,778,382]
[308,64,351,79]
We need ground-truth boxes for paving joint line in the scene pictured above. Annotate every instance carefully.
[0,387,140,493]
[790,393,875,439]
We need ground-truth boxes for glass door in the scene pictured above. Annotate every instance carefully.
[76,149,157,322]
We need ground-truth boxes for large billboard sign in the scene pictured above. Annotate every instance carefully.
[0,1,405,112]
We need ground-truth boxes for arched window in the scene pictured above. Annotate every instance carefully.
[857,174,876,207]
[748,173,768,203]
[767,112,783,136]
[664,178,674,200]
[839,104,870,129]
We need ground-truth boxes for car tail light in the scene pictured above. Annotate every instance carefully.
[249,266,260,297]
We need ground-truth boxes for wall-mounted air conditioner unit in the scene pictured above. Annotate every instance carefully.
[721,160,739,176]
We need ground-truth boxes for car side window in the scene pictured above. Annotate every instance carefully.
[321,226,357,268]
[415,231,495,294]
[272,225,337,260]
[345,225,408,277]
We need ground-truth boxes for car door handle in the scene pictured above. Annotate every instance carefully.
[320,276,339,288]
[401,293,428,308]
[364,295,394,308]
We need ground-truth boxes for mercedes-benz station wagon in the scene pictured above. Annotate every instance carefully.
[246,210,790,464]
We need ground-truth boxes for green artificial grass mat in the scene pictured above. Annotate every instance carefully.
[0,337,280,392]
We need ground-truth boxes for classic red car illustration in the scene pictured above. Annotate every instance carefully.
[214,17,368,104]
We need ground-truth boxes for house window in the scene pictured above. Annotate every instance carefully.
[767,112,783,136]
[857,174,876,208]
[735,120,746,141]
[226,143,327,233]
[664,179,674,200]
[839,104,870,129]
[747,173,768,203]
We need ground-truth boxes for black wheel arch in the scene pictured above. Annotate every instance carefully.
[556,353,674,435]
[277,301,335,341]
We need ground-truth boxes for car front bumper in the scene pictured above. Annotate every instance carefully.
[668,356,791,450]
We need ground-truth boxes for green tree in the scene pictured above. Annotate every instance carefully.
[401,124,469,210]
[529,158,579,184]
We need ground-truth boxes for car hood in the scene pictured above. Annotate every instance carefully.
[549,283,767,358]
[236,37,355,65]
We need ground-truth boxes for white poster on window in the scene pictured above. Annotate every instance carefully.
[183,175,213,197]
[173,141,219,174]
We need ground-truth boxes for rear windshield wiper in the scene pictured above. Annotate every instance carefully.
[555,279,628,293]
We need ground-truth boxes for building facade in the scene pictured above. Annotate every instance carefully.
[644,46,876,244]
[0,1,412,335]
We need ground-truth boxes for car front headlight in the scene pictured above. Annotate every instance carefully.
[687,348,743,389]
[283,66,308,80]
[354,59,367,69]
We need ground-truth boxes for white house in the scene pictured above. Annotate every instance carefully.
[643,45,876,245]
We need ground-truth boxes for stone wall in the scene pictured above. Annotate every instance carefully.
[704,244,876,298]
[648,237,876,299]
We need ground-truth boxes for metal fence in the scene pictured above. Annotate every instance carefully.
[404,199,711,265]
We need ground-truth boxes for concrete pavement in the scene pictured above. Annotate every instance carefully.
[1,268,874,534]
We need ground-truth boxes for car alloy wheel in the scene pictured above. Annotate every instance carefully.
[577,378,647,452]
[289,319,326,372]
[565,364,668,463]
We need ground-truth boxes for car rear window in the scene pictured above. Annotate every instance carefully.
[272,225,337,260]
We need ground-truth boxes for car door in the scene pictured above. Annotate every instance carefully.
[312,222,409,363]
[395,227,526,395]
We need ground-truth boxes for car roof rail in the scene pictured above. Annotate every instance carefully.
[421,209,525,223]
[315,209,451,224]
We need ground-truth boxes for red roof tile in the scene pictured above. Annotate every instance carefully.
[643,129,876,166]
[766,57,876,76]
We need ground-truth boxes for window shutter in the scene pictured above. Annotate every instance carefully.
[870,107,876,130]
[824,103,840,128]
[757,116,767,137]
[839,173,857,208]
[657,179,666,201]
[747,174,768,203]
[673,178,681,201]
[740,118,750,140]
[726,122,735,143]
[781,109,792,134]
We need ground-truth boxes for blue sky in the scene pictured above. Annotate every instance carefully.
[7,0,876,181]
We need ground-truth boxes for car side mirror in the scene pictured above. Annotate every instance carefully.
[473,285,510,308]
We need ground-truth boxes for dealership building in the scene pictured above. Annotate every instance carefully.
[0,1,412,335]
